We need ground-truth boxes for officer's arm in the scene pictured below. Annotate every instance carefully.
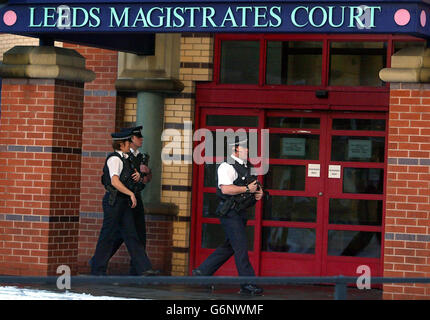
[111,175,134,196]
[220,183,258,195]
[111,175,137,208]
[220,184,247,195]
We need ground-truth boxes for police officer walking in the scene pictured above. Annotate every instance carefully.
[90,129,155,276]
[192,137,264,295]
[100,126,158,275]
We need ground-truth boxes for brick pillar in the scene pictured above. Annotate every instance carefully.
[380,47,430,299]
[384,83,430,299]
[0,46,95,276]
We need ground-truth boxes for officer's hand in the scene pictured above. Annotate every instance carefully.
[140,165,152,183]
[130,193,137,208]
[247,181,258,193]
[143,172,152,184]
[132,170,141,182]
[255,189,263,201]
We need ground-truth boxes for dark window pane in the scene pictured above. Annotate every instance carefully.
[327,230,381,258]
[206,115,258,127]
[329,42,386,86]
[265,165,306,190]
[270,134,319,160]
[208,131,252,159]
[331,136,385,162]
[209,131,228,159]
[262,227,315,254]
[220,41,259,84]
[332,119,386,131]
[394,41,426,54]
[264,196,317,222]
[202,193,219,218]
[201,223,254,250]
[343,168,383,194]
[204,163,217,188]
[266,41,322,85]
[267,117,320,129]
[329,199,383,226]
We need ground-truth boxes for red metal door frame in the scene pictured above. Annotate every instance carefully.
[192,107,263,276]
[259,110,328,276]
[321,112,388,278]
[191,108,387,277]
[189,33,418,276]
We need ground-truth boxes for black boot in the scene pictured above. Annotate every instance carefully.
[141,269,161,276]
[239,284,264,296]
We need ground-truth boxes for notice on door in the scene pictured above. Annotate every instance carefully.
[348,139,372,160]
[328,165,341,179]
[281,137,306,157]
[308,164,320,177]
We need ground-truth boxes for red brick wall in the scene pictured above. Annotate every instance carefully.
[146,219,173,273]
[384,83,430,299]
[0,79,84,276]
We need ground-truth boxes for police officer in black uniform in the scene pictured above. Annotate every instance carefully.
[192,137,264,295]
[90,129,155,276]
[97,126,158,275]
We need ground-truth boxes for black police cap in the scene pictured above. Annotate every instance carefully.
[228,136,248,147]
[121,126,143,138]
[111,129,132,141]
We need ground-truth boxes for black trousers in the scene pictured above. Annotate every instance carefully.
[90,193,152,275]
[108,195,147,275]
[197,209,255,277]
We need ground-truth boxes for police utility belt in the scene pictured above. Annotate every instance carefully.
[216,192,257,217]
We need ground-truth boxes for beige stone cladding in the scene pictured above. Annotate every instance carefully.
[163,33,214,276]
[0,34,62,60]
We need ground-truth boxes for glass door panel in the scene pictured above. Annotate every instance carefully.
[261,111,325,276]
[194,108,262,275]
[194,109,386,278]
[323,113,387,277]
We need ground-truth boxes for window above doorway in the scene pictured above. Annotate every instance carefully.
[215,34,425,89]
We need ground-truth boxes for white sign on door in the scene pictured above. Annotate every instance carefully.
[308,164,320,177]
[328,165,341,179]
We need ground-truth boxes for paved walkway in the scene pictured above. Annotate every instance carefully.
[23,282,382,300]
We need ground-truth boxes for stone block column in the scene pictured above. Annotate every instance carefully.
[0,46,95,276]
[380,46,430,299]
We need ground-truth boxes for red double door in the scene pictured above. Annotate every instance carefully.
[192,108,387,277]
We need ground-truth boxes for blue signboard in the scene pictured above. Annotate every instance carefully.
[0,1,429,54]
[0,1,428,36]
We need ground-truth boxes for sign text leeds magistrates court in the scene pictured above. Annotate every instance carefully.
[1,1,429,36]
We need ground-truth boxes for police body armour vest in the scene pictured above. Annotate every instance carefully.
[101,152,134,193]
[127,151,145,193]
[216,160,252,201]
[127,152,143,171]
